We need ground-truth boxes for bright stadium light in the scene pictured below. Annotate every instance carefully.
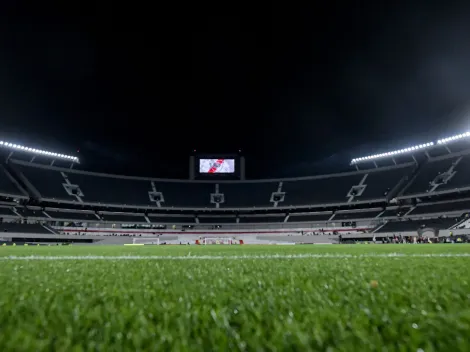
[351,142,434,164]
[0,140,79,163]
[437,131,470,144]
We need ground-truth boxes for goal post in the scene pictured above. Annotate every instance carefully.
[132,237,160,245]
[202,237,240,245]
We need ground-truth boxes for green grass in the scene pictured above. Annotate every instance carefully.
[0,244,469,351]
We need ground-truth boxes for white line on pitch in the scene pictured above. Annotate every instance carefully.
[0,253,469,260]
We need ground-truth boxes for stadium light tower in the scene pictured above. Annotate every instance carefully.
[0,140,79,163]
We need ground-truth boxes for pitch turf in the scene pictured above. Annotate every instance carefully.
[0,245,470,351]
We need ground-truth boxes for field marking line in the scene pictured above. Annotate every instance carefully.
[0,253,470,260]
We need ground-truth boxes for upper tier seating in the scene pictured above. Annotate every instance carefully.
[357,166,414,200]
[403,155,470,195]
[0,165,25,197]
[282,164,413,206]
[15,163,76,201]
[438,154,470,191]
[67,173,152,206]
[153,182,212,208]
[282,174,363,206]
[8,160,415,209]
[220,182,278,208]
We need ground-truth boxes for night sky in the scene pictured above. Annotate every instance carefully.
[2,3,470,179]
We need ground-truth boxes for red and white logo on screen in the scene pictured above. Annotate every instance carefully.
[199,159,235,173]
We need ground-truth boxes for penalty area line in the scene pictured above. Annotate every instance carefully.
[0,253,470,260]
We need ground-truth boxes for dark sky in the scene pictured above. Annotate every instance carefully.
[2,2,470,178]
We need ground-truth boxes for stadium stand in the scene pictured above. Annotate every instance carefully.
[0,207,16,216]
[67,173,152,206]
[220,182,278,208]
[239,215,285,223]
[0,222,50,234]
[403,155,461,195]
[44,208,98,221]
[355,165,414,200]
[15,207,43,218]
[379,207,411,218]
[287,212,332,222]
[7,135,470,249]
[99,212,146,222]
[438,154,470,191]
[411,200,470,215]
[155,182,212,208]
[0,165,26,197]
[14,162,76,201]
[10,159,412,209]
[333,209,382,220]
[146,215,195,224]
[282,174,363,206]
[4,147,470,240]
[376,218,460,232]
[197,216,237,224]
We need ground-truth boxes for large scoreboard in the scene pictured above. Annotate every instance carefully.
[190,153,245,180]
[199,158,235,174]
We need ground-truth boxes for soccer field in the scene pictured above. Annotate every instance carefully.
[1,245,469,351]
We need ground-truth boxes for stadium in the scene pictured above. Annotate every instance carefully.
[1,135,470,246]
[1,134,470,350]
[3,4,470,350]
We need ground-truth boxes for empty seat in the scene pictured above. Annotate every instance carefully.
[154,182,213,208]
[438,155,470,191]
[357,166,414,200]
[147,215,195,223]
[380,208,410,218]
[197,217,236,223]
[377,218,459,232]
[0,166,25,197]
[100,213,146,222]
[239,216,285,223]
[15,208,43,218]
[411,200,470,215]
[219,182,278,208]
[67,173,152,206]
[14,163,75,201]
[333,210,381,220]
[404,158,457,195]
[283,175,362,206]
[0,207,16,216]
[0,222,49,234]
[288,213,332,222]
[45,209,97,221]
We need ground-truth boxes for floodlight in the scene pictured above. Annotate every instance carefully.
[351,141,435,164]
[437,131,470,145]
[0,140,79,162]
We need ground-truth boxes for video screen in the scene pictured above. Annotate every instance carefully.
[199,159,235,173]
